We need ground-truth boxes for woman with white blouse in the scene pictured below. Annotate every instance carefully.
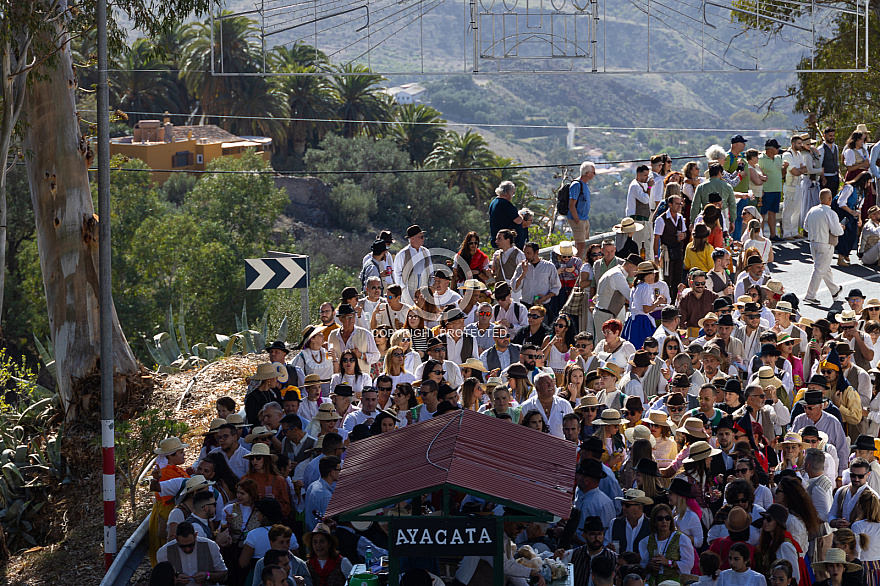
[390,328,419,374]
[668,477,705,548]
[852,488,880,586]
[291,328,334,396]
[717,543,768,586]
[329,349,372,399]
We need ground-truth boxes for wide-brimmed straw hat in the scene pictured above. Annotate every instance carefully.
[252,362,284,381]
[203,418,226,435]
[624,424,657,448]
[595,409,623,426]
[682,441,720,463]
[613,217,644,234]
[698,313,718,328]
[243,442,278,462]
[754,366,783,390]
[642,410,675,430]
[597,362,622,380]
[679,417,708,439]
[616,488,653,505]
[243,426,275,443]
[226,413,247,428]
[179,474,215,498]
[459,358,488,373]
[574,395,600,412]
[778,431,808,448]
[812,548,863,573]
[154,437,189,455]
[314,403,342,421]
[553,241,579,257]
[636,261,658,276]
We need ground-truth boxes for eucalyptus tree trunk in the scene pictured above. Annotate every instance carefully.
[21,7,138,420]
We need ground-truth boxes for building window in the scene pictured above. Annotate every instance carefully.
[172,151,193,168]
[196,154,203,164]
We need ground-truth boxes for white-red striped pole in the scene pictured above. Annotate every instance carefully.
[97,0,116,571]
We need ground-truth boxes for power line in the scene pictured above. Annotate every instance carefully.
[89,108,791,133]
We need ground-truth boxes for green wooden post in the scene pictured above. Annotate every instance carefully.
[494,516,504,586]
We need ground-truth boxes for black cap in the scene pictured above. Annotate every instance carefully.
[757,343,781,357]
[579,436,603,456]
[336,303,356,316]
[713,298,732,311]
[432,268,451,280]
[332,383,354,397]
[265,340,288,354]
[800,425,820,439]
[494,282,511,299]
[765,138,781,149]
[847,289,865,300]
[731,134,748,144]
[436,383,456,399]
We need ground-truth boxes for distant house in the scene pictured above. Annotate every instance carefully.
[109,117,272,185]
[381,82,427,105]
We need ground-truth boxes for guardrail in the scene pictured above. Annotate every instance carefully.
[100,515,150,586]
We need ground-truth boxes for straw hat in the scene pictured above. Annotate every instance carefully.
[459,358,488,373]
[595,409,623,426]
[865,298,880,310]
[597,362,622,380]
[304,523,339,549]
[483,376,504,392]
[836,309,858,324]
[698,313,718,328]
[203,418,226,435]
[574,395,600,412]
[636,261,658,276]
[755,365,783,390]
[775,333,793,346]
[252,362,284,381]
[778,431,808,448]
[226,413,247,428]
[733,295,753,308]
[179,474,215,498]
[642,410,675,430]
[553,241,579,257]
[796,317,814,330]
[772,301,795,314]
[154,437,189,455]
[616,488,653,505]
[613,217,644,234]
[459,279,488,291]
[243,426,275,443]
[624,424,656,448]
[764,280,784,295]
[682,440,721,463]
[270,362,289,384]
[314,403,342,421]
[243,442,277,462]
[812,548,862,573]
[857,123,871,135]
[304,373,322,386]
[679,417,708,439]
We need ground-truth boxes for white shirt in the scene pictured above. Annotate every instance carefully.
[622,516,646,553]
[493,303,529,334]
[341,407,380,431]
[371,302,411,331]
[716,569,767,586]
[392,244,432,292]
[493,247,526,284]
[328,326,381,374]
[517,395,574,438]
[626,179,652,216]
[435,288,462,307]
[480,345,515,372]
[651,172,665,205]
[843,146,869,168]
[830,484,876,522]
[209,445,250,479]
[653,210,687,237]
[413,359,463,389]
[243,525,299,561]
[853,519,880,561]
[157,538,226,586]
[329,373,372,397]
[804,203,844,245]
[638,532,694,575]
[782,149,805,188]
[444,333,478,364]
[676,508,704,548]
[595,266,631,313]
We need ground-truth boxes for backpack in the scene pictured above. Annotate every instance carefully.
[556,179,582,216]
[494,303,523,322]
[358,259,383,293]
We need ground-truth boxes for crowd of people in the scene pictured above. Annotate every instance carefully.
[147,128,880,586]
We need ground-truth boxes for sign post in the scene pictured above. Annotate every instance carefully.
[245,252,310,331]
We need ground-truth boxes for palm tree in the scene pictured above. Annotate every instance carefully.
[271,42,327,70]
[227,76,288,141]
[180,13,261,119]
[328,63,394,138]
[391,103,446,166]
[109,38,181,123]
[425,129,496,207]
[484,154,530,198]
[151,22,197,115]
[273,64,337,155]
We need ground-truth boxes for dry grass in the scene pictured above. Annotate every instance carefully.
[1,354,266,586]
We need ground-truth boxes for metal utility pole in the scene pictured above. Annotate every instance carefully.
[97,0,116,572]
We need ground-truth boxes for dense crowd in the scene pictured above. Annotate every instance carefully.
[147,129,880,586]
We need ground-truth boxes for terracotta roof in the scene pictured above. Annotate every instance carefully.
[171,125,240,143]
[326,409,576,519]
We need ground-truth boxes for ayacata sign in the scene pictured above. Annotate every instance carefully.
[391,517,497,556]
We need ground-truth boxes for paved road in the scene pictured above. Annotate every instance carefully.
[767,239,880,320]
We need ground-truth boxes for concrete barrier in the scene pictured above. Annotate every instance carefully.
[99,515,150,586]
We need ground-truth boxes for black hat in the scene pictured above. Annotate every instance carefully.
[624,253,643,266]
[426,336,445,351]
[669,477,693,499]
[757,343,781,357]
[332,382,354,397]
[765,138,781,149]
[635,458,660,477]
[379,230,395,244]
[743,302,761,313]
[716,416,735,432]
[336,303,356,316]
[494,282,512,299]
[436,383,457,400]
[724,378,742,395]
[576,457,605,479]
[255,498,283,523]
[847,289,865,300]
[579,436,604,456]
[800,425,820,439]
[629,349,653,369]
[800,389,828,405]
[708,192,723,204]
[835,342,854,356]
[852,434,876,451]
[432,269,451,280]
[806,374,829,390]
[406,225,424,238]
[753,503,788,529]
[350,424,372,442]
[434,400,460,416]
[667,392,686,406]
[442,308,466,324]
[506,363,530,380]
[371,239,388,254]
[780,292,800,311]
[745,255,764,268]
[717,314,735,327]
[582,516,607,532]
[670,373,690,388]
[660,306,679,321]
[731,134,748,144]
[714,298,732,311]
[693,224,710,239]
[265,340,288,354]
[341,286,359,301]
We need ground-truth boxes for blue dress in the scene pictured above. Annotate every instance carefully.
[623,282,656,350]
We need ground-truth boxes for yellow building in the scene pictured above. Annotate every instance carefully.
[109,119,272,185]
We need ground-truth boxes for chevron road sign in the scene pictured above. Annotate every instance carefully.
[245,256,309,290]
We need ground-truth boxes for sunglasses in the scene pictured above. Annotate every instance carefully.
[575,344,590,348]
[749,393,765,399]
[418,390,433,396]
[386,294,396,299]
[178,541,196,550]
[528,314,543,319]
[432,370,445,375]
[478,311,492,316]
[621,502,641,508]
[555,323,566,328]
[666,345,680,351]
[391,352,404,357]
[734,468,749,475]
[468,240,479,245]
[851,472,867,479]
[586,407,598,412]
[560,255,572,260]
[341,358,356,363]
[655,515,673,522]
[745,314,761,319]
[732,497,749,504]
[693,281,706,287]
[821,369,834,375]
[646,351,659,356]
[668,406,685,413]
[842,325,856,330]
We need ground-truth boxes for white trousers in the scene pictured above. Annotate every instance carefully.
[863,242,880,265]
[781,184,802,237]
[806,242,837,299]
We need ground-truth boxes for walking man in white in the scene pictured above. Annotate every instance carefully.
[781,134,809,240]
[803,189,844,305]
